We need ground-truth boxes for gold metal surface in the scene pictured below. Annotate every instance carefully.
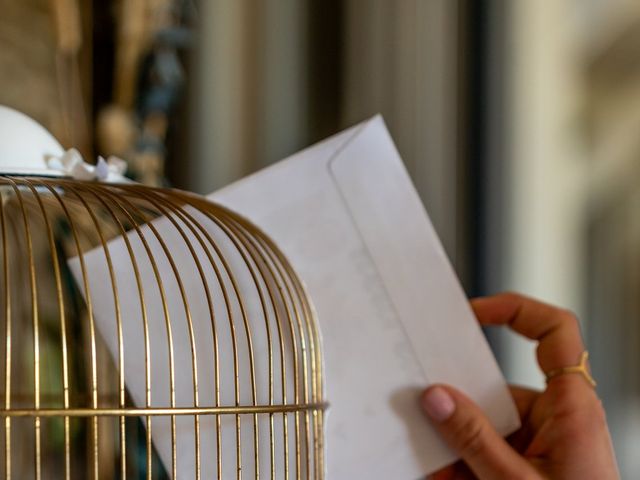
[545,351,597,388]
[0,176,325,479]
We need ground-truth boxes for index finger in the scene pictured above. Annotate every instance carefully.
[470,292,585,375]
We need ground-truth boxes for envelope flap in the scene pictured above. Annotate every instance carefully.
[328,116,520,435]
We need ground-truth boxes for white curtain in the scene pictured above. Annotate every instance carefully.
[189,0,465,266]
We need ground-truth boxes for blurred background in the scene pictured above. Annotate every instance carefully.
[1,0,639,476]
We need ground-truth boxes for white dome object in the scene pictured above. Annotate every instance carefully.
[0,105,65,176]
[0,105,129,182]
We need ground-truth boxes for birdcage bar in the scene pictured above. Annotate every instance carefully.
[245,220,318,479]
[276,249,323,479]
[42,178,105,479]
[223,203,325,478]
[129,184,315,479]
[1,189,12,480]
[201,202,300,479]
[0,176,326,479]
[1,404,324,417]
[22,179,74,480]
[192,191,301,479]
[207,207,289,480]
[6,179,44,480]
[131,185,273,479]
[101,183,231,480]
[160,189,302,479]
[56,180,128,480]
[103,186,205,480]
[214,209,309,478]
[256,221,322,479]
[74,180,175,480]
[167,189,324,479]
[131,184,279,480]
[80,180,186,479]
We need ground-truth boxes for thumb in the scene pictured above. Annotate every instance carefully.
[421,385,538,480]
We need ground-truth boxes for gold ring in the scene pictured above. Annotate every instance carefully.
[545,351,597,388]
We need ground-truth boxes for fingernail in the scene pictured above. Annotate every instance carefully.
[422,386,456,422]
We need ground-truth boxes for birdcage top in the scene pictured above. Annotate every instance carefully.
[0,106,325,479]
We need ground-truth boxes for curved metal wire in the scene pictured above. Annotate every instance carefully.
[0,176,325,479]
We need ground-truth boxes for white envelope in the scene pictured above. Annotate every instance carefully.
[210,115,520,478]
[69,115,518,479]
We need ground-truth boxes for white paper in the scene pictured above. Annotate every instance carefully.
[69,115,519,479]
[210,115,520,478]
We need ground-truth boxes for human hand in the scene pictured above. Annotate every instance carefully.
[421,293,619,479]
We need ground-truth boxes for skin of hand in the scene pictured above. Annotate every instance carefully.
[421,293,620,480]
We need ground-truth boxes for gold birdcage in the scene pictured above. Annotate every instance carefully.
[0,175,325,479]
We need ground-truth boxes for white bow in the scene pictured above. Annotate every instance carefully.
[46,148,127,181]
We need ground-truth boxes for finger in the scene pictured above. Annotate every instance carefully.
[429,462,475,480]
[509,385,539,419]
[507,385,540,451]
[422,385,539,480]
[471,293,586,374]
[428,465,456,479]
